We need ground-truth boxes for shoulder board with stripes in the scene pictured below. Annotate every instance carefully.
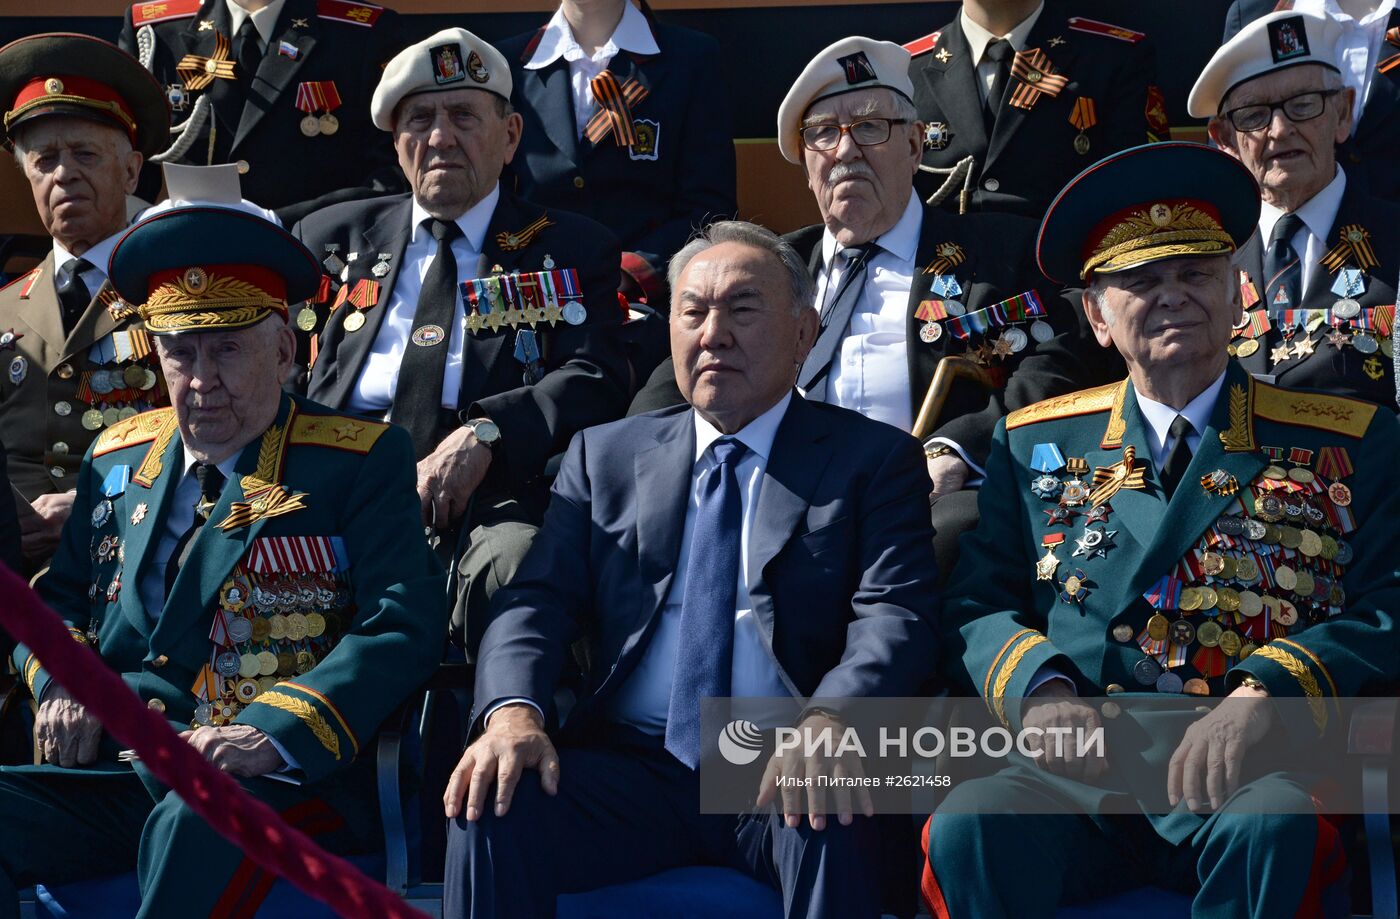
[93,408,176,456]
[130,0,202,26]
[1252,381,1376,439]
[1066,16,1146,43]
[1006,381,1122,430]
[288,412,388,453]
[316,0,385,27]
[1,267,40,299]
[903,31,942,57]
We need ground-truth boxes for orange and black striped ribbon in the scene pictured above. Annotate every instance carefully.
[495,214,555,251]
[1321,224,1379,273]
[1008,48,1068,111]
[177,32,238,91]
[1069,96,1097,131]
[584,71,649,146]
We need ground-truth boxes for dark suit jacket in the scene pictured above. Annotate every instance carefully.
[0,444,18,576]
[497,22,737,271]
[911,0,1159,218]
[472,396,940,736]
[628,209,1118,468]
[1232,177,1400,407]
[293,189,631,492]
[1224,1,1400,203]
[119,0,404,224]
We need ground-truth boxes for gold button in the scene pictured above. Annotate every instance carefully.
[55,363,74,380]
[147,698,167,713]
[152,655,169,668]
[572,176,585,189]
[236,160,250,175]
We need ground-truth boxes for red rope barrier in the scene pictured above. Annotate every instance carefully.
[0,563,428,919]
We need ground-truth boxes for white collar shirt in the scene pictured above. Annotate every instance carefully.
[348,184,499,415]
[1291,0,1396,125]
[1257,167,1346,294]
[607,392,796,733]
[813,194,922,433]
[53,231,122,302]
[1134,370,1227,469]
[138,446,241,620]
[960,2,1045,104]
[226,0,287,50]
[524,2,660,139]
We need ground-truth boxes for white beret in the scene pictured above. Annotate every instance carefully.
[1188,11,1343,118]
[371,28,511,131]
[777,37,914,164]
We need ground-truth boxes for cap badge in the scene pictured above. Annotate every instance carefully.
[43,78,64,96]
[1268,16,1311,63]
[431,43,466,85]
[836,51,877,86]
[1149,203,1172,227]
[467,50,489,84]
[183,267,208,293]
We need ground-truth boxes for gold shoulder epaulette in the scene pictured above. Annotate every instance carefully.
[1006,381,1122,430]
[1252,381,1377,439]
[93,408,175,457]
[289,413,388,454]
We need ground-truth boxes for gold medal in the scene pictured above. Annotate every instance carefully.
[296,307,317,332]
[300,114,321,136]
[1197,586,1219,610]
[1293,569,1316,598]
[1179,587,1203,611]
[276,652,296,676]
[1196,620,1223,648]
[343,310,366,332]
[1237,590,1264,617]
[123,365,146,388]
[1298,529,1323,558]
[257,650,279,676]
[1216,587,1241,612]
[102,407,121,427]
[1287,467,1314,484]
[318,113,339,135]
[1146,612,1170,641]
[286,613,308,642]
[305,612,326,638]
[1183,678,1210,696]
[251,617,272,643]
[1218,630,1243,657]
[268,614,289,641]
[238,653,261,679]
[1235,338,1260,358]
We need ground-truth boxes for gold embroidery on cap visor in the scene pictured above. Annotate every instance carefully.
[139,273,286,333]
[1081,202,1236,280]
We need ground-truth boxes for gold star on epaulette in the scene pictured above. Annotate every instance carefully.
[332,420,364,442]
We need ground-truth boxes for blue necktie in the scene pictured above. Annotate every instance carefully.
[665,438,746,768]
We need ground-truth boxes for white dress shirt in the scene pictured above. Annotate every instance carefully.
[815,195,923,433]
[1291,0,1395,127]
[606,393,796,733]
[1257,168,1346,295]
[1133,370,1226,471]
[960,2,1046,104]
[524,2,661,139]
[226,0,287,50]
[348,184,499,415]
[53,231,121,305]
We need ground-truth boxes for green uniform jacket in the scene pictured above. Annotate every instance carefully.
[13,393,445,785]
[946,360,1400,741]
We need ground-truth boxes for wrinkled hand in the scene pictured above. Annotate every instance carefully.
[36,684,103,767]
[22,490,75,562]
[756,711,873,831]
[181,724,286,777]
[927,453,969,498]
[445,704,559,822]
[417,426,493,529]
[1168,684,1274,812]
[1021,681,1107,783]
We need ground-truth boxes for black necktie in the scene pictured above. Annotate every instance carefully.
[391,218,462,459]
[984,39,1014,126]
[798,244,877,392]
[235,18,262,92]
[54,258,94,336]
[1160,415,1195,498]
[164,462,226,599]
[1263,212,1304,311]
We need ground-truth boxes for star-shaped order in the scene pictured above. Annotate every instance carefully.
[1270,343,1294,364]
[1035,546,1061,581]
[1325,328,1351,350]
[1084,503,1112,525]
[1291,336,1316,358]
[1044,505,1075,527]
[1072,526,1118,559]
[991,335,1015,358]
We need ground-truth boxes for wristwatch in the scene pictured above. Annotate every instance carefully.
[464,417,501,448]
[924,443,954,460]
[1237,675,1269,696]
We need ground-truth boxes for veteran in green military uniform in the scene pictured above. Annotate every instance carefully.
[0,34,172,569]
[921,143,1400,918]
[0,204,445,918]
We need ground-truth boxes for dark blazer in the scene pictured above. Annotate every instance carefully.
[472,396,940,736]
[1224,1,1400,202]
[0,443,18,576]
[910,1,1159,218]
[1231,177,1400,408]
[496,21,737,271]
[628,209,1117,468]
[293,189,631,491]
[119,0,404,225]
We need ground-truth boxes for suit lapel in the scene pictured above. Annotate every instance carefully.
[520,59,580,166]
[1356,9,1400,145]
[119,424,184,640]
[920,23,989,159]
[61,279,121,364]
[320,199,414,409]
[747,397,835,640]
[985,15,1079,173]
[185,1,243,142]
[233,0,317,150]
[457,193,539,407]
[17,256,66,356]
[633,411,695,621]
[580,53,657,155]
[1234,231,1268,376]
[904,214,952,417]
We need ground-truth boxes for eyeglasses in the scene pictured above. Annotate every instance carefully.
[800,117,909,151]
[1222,90,1340,133]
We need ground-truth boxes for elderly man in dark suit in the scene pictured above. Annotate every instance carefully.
[293,27,630,653]
[440,220,940,919]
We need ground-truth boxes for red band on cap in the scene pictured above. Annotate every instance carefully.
[1081,198,1226,267]
[9,75,137,138]
[147,264,289,305]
